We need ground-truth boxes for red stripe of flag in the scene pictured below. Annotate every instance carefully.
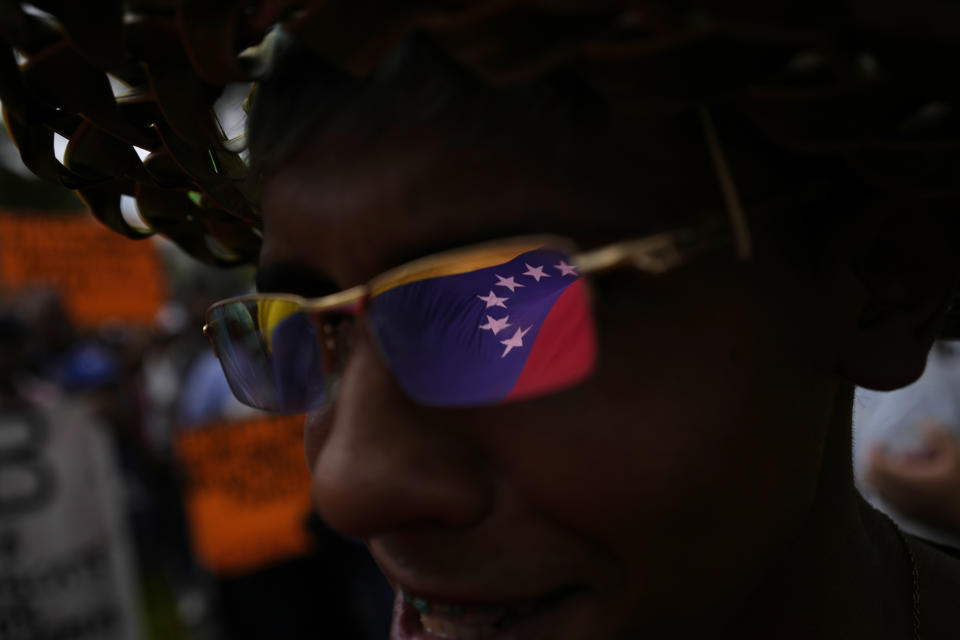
[504,278,597,402]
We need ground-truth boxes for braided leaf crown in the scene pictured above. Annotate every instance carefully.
[1,1,959,266]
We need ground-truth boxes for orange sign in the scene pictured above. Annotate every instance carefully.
[0,210,166,327]
[174,413,315,575]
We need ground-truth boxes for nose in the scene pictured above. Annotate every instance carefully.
[308,332,494,538]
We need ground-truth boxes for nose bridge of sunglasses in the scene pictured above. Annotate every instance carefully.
[301,285,369,314]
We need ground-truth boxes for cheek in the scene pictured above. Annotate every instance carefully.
[485,268,833,600]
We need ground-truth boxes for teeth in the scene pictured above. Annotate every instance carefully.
[402,587,565,638]
[420,613,498,639]
[404,592,499,620]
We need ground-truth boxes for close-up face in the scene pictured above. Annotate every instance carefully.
[5,3,960,640]
[257,113,853,639]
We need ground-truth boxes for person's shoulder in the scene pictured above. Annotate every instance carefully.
[912,537,960,638]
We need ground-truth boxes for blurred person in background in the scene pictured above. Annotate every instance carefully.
[0,289,144,640]
[868,427,960,544]
[4,2,960,639]
[856,341,960,546]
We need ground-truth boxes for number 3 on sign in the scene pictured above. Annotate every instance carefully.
[0,410,55,517]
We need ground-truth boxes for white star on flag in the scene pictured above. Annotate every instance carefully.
[555,259,578,276]
[500,325,532,358]
[479,315,512,335]
[494,274,525,292]
[477,290,508,308]
[522,263,550,282]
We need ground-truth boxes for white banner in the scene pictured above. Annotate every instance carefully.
[0,397,142,640]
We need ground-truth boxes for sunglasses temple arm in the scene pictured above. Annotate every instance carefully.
[575,232,704,276]
[301,285,370,314]
[699,104,753,262]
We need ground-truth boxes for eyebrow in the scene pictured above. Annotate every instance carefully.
[383,225,541,269]
[254,262,341,297]
[255,229,533,297]
[374,218,664,272]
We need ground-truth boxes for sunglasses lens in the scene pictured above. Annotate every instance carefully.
[368,243,597,407]
[206,299,338,413]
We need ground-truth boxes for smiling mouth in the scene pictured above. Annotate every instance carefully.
[394,585,583,639]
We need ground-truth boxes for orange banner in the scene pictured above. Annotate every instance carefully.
[0,211,165,327]
[174,413,314,575]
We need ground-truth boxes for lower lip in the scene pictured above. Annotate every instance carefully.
[390,589,583,640]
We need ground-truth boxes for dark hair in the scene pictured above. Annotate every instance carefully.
[247,34,609,176]
[248,12,960,217]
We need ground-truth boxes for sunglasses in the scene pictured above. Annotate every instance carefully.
[203,222,743,414]
[203,107,751,414]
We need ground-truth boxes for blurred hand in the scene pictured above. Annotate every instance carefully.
[866,423,960,536]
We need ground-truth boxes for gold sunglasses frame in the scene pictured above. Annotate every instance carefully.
[203,224,736,340]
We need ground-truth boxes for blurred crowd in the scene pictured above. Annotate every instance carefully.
[0,262,392,640]
[1,120,393,640]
